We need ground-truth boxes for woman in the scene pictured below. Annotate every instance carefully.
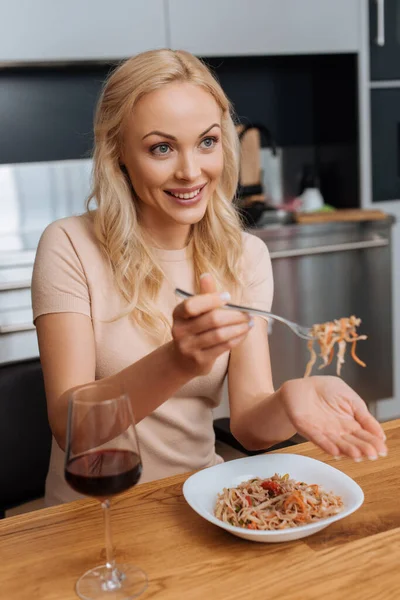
[32,49,386,506]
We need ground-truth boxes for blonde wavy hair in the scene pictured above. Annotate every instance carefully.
[87,49,244,338]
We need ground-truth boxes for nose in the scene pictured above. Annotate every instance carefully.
[175,150,201,182]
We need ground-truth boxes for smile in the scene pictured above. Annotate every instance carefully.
[169,189,201,200]
[164,183,207,203]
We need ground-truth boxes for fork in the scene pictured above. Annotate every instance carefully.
[175,288,314,341]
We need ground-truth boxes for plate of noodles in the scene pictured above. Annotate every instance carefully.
[183,453,364,543]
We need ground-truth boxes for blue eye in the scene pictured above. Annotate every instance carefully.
[151,144,171,156]
[200,137,217,149]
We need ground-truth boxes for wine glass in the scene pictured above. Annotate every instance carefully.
[64,381,148,600]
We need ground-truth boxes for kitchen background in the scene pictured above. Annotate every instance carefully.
[0,0,399,423]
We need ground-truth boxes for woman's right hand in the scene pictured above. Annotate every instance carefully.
[171,274,253,376]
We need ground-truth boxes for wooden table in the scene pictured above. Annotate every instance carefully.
[2,420,400,600]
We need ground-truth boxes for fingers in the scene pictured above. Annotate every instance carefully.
[187,308,251,335]
[173,291,231,320]
[331,433,373,461]
[199,273,217,294]
[353,401,386,441]
[351,429,388,457]
[304,428,388,462]
[335,378,386,441]
[303,430,341,458]
[171,283,253,376]
[196,321,254,349]
[313,377,388,460]
[204,330,251,358]
[328,430,387,461]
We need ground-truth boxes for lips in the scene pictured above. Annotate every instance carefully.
[164,183,207,200]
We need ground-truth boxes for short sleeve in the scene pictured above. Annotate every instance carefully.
[240,234,274,314]
[31,221,91,323]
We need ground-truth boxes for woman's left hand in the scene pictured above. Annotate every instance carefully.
[280,375,388,460]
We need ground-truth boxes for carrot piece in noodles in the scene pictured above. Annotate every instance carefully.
[304,316,367,377]
[351,340,366,368]
[283,491,307,513]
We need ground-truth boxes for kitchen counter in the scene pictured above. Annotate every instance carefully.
[0,216,392,302]
[0,213,395,368]
[1,419,400,600]
[252,213,395,251]
[0,214,394,273]
[253,215,394,411]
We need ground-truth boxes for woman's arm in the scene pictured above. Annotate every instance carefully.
[228,317,296,450]
[228,318,388,459]
[36,313,193,450]
[37,285,252,451]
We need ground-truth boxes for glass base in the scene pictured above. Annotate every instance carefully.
[76,564,148,600]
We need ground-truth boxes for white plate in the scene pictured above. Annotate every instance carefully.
[183,453,364,543]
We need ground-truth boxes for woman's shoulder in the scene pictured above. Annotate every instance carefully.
[34,212,104,276]
[37,212,98,252]
[240,231,270,260]
[40,212,93,235]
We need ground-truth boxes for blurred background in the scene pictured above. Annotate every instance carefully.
[0,0,398,428]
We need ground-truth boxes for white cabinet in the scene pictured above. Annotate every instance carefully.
[0,0,167,62]
[0,0,362,63]
[0,330,38,364]
[167,0,361,56]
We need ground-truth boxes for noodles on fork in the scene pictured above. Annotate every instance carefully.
[304,316,367,377]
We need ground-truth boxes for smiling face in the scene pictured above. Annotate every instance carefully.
[121,82,224,248]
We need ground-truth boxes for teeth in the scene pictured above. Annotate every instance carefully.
[169,188,200,199]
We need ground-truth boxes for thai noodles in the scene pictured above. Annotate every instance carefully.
[305,316,367,377]
[214,473,343,530]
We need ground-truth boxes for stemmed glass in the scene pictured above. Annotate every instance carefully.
[64,382,148,599]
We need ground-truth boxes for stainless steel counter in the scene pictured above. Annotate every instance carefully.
[253,217,395,253]
[253,217,394,411]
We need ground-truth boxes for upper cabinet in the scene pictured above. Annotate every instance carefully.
[0,0,363,64]
[167,0,361,57]
[370,0,400,80]
[0,0,167,63]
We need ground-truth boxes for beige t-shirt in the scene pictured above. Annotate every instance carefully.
[31,213,273,506]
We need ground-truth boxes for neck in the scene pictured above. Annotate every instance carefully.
[144,223,191,250]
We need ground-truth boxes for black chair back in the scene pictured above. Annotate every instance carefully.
[0,359,52,516]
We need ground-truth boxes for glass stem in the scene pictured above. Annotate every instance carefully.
[101,499,115,572]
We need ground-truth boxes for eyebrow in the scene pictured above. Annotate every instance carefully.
[142,123,221,141]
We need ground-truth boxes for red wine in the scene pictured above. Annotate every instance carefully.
[65,449,142,498]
